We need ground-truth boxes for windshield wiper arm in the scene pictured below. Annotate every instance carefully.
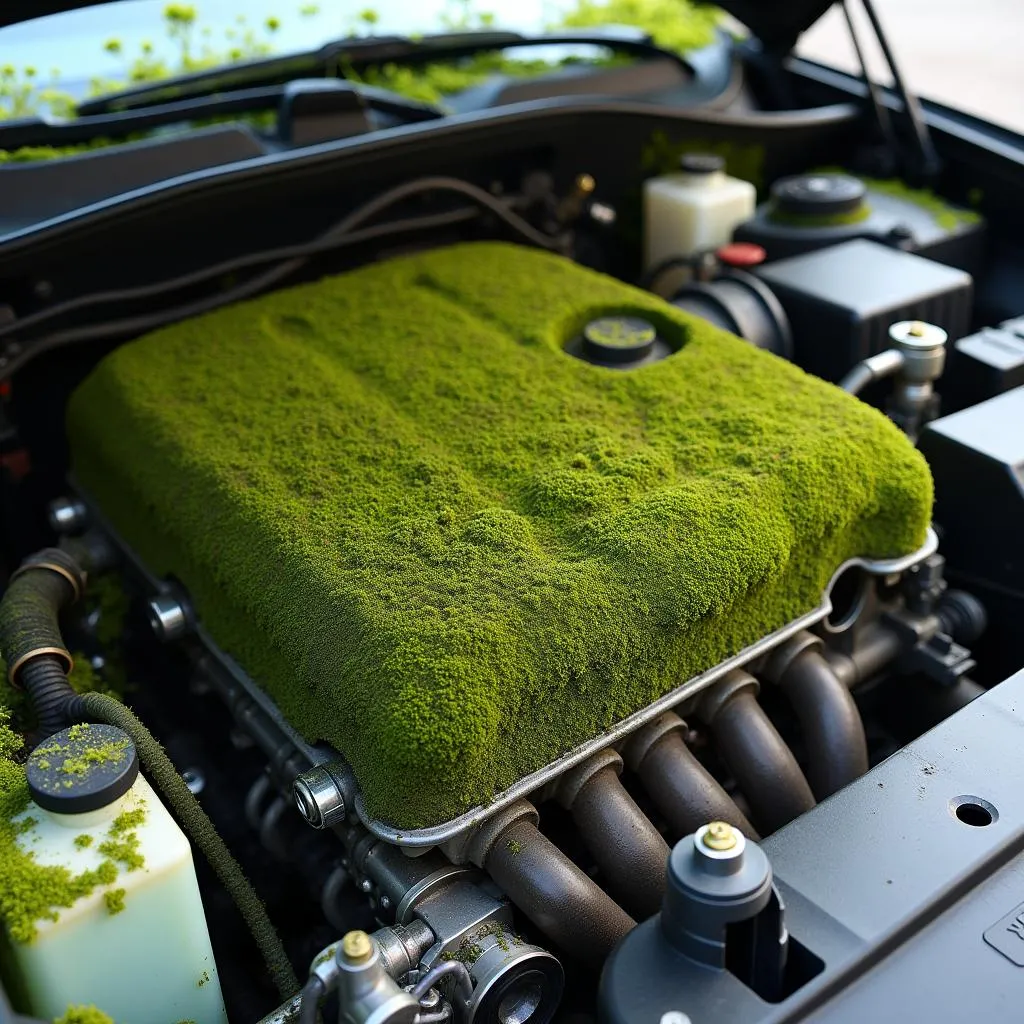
[0,79,442,153]
[76,27,691,118]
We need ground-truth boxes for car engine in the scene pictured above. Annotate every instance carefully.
[2,8,1024,1024]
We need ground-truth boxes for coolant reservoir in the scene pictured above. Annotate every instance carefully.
[5,724,228,1023]
[643,153,756,269]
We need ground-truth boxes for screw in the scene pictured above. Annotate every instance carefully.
[379,894,392,911]
[575,173,596,195]
[359,877,373,893]
[341,930,373,964]
[701,821,738,851]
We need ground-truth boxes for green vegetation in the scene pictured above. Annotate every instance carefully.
[74,834,94,850]
[862,176,981,231]
[67,242,933,828]
[1,0,723,161]
[641,131,765,189]
[53,1008,115,1024]
[768,203,873,228]
[103,887,126,915]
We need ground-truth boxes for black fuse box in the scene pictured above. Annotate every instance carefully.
[754,239,973,383]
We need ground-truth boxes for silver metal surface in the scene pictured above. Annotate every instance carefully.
[294,762,349,829]
[47,496,88,534]
[358,529,938,846]
[466,934,563,1024]
[146,594,189,642]
[336,937,420,1024]
[395,866,475,925]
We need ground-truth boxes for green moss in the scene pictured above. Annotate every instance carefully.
[32,727,131,780]
[507,838,523,857]
[103,887,126,915]
[53,1007,115,1024]
[74,834,94,850]
[197,969,210,987]
[813,169,981,232]
[97,806,146,872]
[66,242,932,828]
[767,203,873,228]
[553,0,720,54]
[641,131,764,189]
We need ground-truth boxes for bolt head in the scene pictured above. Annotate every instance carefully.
[341,930,373,964]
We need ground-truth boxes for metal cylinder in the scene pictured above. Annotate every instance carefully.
[624,712,758,840]
[47,497,89,534]
[556,750,669,920]
[767,634,869,800]
[467,802,635,965]
[465,930,563,1024]
[146,594,190,642]
[699,671,815,835]
[293,762,350,829]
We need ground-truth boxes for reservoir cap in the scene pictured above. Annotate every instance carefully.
[27,723,139,814]
[771,173,867,218]
[679,153,726,175]
[582,316,658,364]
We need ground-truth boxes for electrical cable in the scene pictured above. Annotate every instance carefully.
[0,176,565,376]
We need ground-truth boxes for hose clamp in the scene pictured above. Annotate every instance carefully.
[7,646,74,687]
[10,558,86,602]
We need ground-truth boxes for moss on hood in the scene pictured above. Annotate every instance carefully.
[66,242,932,828]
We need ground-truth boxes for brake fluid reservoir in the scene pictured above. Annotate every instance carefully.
[4,724,227,1024]
[643,153,756,269]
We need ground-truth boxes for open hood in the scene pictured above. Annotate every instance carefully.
[1,0,837,52]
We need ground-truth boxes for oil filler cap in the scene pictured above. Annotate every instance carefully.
[771,173,867,218]
[26,724,139,814]
[581,316,659,365]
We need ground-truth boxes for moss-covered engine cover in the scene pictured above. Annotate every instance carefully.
[67,243,932,828]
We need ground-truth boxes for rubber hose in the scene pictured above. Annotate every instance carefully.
[777,650,869,799]
[937,590,988,646]
[567,765,669,920]
[73,690,299,997]
[701,672,815,835]
[630,719,759,840]
[17,656,76,738]
[482,818,635,964]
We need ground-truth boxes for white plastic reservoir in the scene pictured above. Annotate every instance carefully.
[6,723,228,1023]
[643,153,756,269]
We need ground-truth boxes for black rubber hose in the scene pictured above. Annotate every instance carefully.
[777,650,869,800]
[700,671,815,835]
[625,713,759,840]
[0,548,85,736]
[482,819,635,964]
[563,763,669,920]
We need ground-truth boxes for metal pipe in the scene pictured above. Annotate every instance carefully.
[556,750,669,920]
[467,806,635,964]
[623,712,758,840]
[768,635,869,799]
[699,671,815,835]
[839,347,904,396]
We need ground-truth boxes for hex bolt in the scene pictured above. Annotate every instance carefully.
[47,497,88,535]
[146,595,190,642]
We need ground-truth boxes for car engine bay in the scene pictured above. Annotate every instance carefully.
[1,3,1024,1023]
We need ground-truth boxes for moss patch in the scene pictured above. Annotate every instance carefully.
[767,203,873,228]
[66,242,932,828]
[103,887,126,915]
[54,1007,115,1024]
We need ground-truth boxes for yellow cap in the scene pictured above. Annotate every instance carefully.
[341,930,373,963]
[702,821,739,851]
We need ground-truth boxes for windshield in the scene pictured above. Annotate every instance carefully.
[0,0,723,119]
[798,0,1024,136]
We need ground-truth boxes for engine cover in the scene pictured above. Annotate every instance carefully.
[66,242,932,828]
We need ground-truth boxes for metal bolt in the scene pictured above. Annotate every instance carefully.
[417,987,442,1011]
[146,595,190,642]
[341,930,373,964]
[702,821,739,852]
[575,173,596,195]
[359,877,374,893]
[292,763,348,829]
[379,894,392,911]
[90,655,106,671]
[47,497,88,535]
[181,767,206,795]
[660,1014,693,1024]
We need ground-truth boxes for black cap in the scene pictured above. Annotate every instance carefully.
[680,153,726,175]
[27,724,139,814]
[771,173,867,217]
[582,316,658,364]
